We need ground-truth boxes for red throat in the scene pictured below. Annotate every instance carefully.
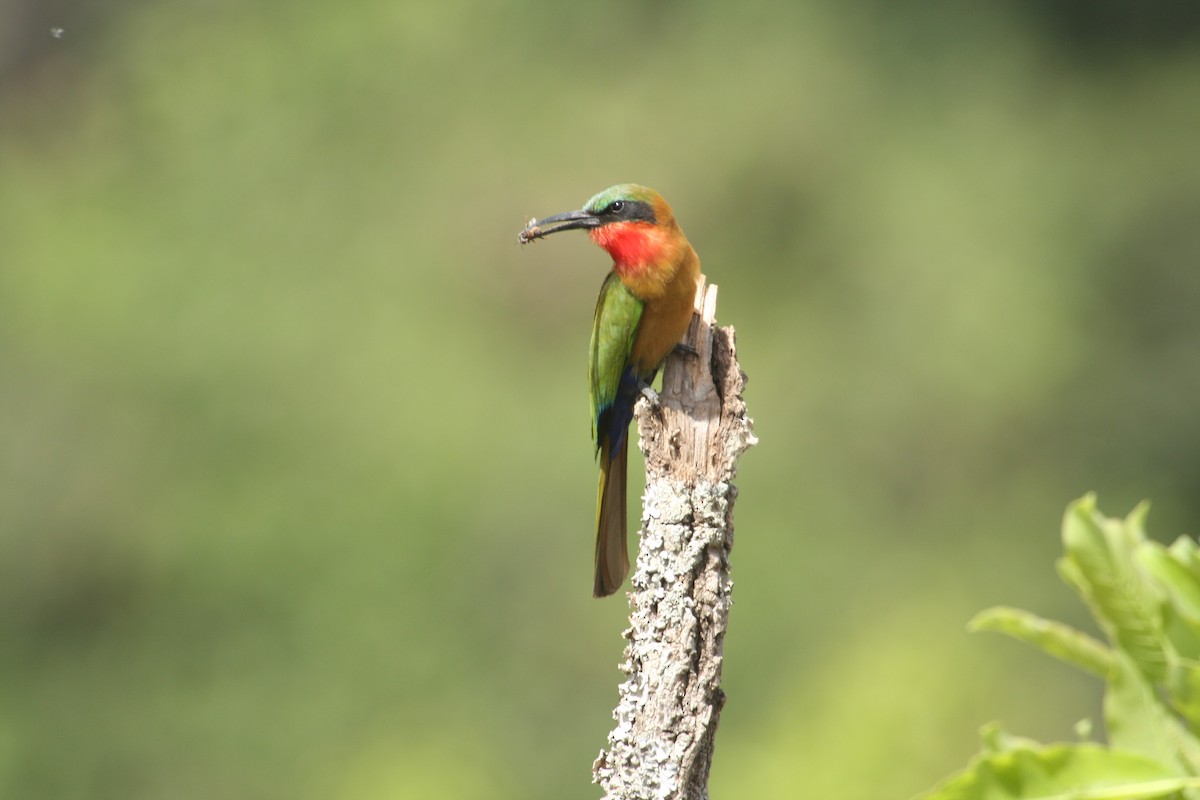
[590,222,667,272]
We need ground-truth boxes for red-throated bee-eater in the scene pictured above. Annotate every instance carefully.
[520,184,701,596]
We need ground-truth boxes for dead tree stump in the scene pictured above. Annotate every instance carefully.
[593,278,756,800]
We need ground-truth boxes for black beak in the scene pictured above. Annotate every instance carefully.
[518,209,601,244]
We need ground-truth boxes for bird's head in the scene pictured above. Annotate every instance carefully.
[519,184,684,272]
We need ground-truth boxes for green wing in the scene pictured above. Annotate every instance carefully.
[589,272,644,446]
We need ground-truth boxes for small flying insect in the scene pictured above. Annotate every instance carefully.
[518,217,541,244]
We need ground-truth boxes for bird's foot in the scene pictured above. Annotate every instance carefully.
[673,342,699,357]
[636,379,660,407]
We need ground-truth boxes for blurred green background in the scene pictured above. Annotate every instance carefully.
[3,1,1200,797]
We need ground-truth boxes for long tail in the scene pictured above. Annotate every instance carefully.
[594,435,629,597]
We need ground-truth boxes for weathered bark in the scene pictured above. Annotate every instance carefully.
[593,278,756,800]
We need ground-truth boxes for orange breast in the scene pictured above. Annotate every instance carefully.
[627,244,701,376]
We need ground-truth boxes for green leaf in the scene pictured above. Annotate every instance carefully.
[1168,538,1200,583]
[980,722,1046,755]
[1166,657,1200,740]
[1132,535,1200,727]
[1137,544,1200,633]
[1061,496,1168,683]
[1058,557,1091,600]
[922,498,1200,800]
[913,738,1189,800]
[1105,652,1200,776]
[969,606,1114,678]
[1139,544,1200,655]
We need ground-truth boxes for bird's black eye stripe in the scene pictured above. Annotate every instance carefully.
[597,199,655,223]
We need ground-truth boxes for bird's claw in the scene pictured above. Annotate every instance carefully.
[637,380,660,407]
[673,342,699,357]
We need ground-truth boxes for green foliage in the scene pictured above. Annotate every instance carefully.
[921,497,1200,800]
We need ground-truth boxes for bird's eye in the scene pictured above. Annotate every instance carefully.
[608,200,625,214]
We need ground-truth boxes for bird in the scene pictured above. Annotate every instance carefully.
[520,184,701,596]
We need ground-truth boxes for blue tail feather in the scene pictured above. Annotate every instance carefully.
[596,366,655,461]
